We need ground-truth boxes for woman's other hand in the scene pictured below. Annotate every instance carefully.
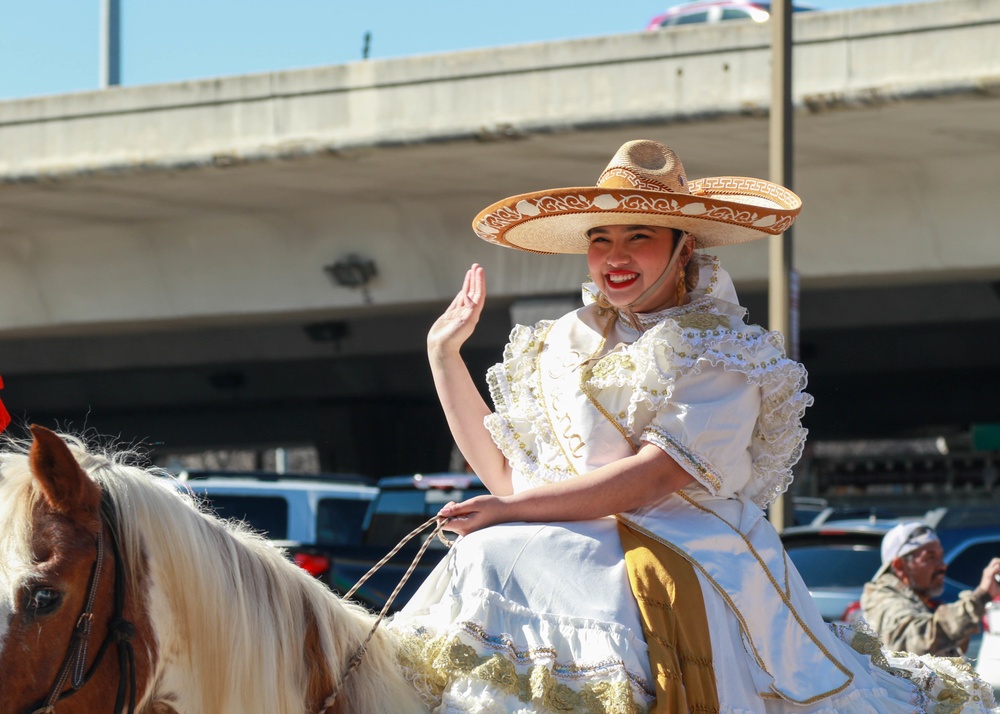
[438,495,507,536]
[427,264,485,357]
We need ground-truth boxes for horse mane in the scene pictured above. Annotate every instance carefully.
[0,432,424,714]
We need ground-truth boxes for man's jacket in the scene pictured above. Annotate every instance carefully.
[861,572,988,657]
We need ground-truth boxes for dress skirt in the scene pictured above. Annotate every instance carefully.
[387,519,999,714]
[388,519,655,713]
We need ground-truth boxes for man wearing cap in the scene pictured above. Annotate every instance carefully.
[861,521,1000,657]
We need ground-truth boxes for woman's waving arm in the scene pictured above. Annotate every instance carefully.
[427,264,512,495]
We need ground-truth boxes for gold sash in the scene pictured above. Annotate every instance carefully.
[619,521,720,714]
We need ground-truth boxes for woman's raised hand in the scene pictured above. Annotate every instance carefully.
[425,264,510,495]
[427,264,486,356]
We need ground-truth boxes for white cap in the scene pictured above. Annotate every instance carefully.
[874,522,939,579]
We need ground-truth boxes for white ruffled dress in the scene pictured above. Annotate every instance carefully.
[387,254,998,714]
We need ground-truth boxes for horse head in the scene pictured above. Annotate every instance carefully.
[0,425,156,714]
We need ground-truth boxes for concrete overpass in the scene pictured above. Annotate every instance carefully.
[1,0,998,475]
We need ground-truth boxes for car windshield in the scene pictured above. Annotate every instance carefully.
[786,544,882,589]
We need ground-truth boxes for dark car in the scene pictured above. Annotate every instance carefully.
[364,472,488,550]
[317,472,490,611]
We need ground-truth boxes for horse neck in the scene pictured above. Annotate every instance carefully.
[121,480,425,714]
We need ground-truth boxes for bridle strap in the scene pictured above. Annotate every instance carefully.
[104,497,137,714]
[32,526,106,714]
[28,496,137,714]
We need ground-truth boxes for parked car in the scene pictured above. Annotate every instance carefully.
[782,509,1000,632]
[285,472,489,612]
[924,506,1000,593]
[808,504,926,527]
[645,0,816,30]
[788,496,828,526]
[171,469,378,560]
[364,472,488,549]
[923,506,1000,685]
[774,496,914,527]
[781,521,895,624]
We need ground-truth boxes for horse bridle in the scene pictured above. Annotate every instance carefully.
[27,494,138,714]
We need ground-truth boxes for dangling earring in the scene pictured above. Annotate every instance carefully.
[675,266,687,305]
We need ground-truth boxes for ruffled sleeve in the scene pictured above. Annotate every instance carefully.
[591,310,813,508]
[483,321,556,485]
[658,316,810,508]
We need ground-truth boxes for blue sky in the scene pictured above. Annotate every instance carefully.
[1,0,919,100]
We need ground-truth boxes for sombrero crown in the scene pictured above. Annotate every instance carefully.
[473,140,802,254]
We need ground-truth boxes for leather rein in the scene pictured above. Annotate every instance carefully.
[28,494,138,714]
[316,515,451,714]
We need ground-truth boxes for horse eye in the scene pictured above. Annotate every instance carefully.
[26,587,62,616]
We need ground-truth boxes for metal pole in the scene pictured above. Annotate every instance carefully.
[768,0,796,532]
[100,0,121,88]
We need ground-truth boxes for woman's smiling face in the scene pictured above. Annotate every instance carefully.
[586,224,692,313]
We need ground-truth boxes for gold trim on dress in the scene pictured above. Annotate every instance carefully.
[396,628,652,713]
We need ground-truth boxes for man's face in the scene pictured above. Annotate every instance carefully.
[897,542,947,599]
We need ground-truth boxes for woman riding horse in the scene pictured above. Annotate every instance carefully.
[386,139,1000,713]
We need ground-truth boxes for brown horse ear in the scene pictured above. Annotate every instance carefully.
[29,425,102,517]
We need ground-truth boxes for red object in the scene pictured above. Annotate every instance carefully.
[0,375,10,433]
[840,600,864,625]
[292,552,331,578]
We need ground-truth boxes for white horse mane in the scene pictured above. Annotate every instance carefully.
[0,432,425,714]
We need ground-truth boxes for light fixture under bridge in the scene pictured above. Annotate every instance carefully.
[324,254,377,304]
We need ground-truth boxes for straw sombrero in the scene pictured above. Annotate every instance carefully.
[472,140,802,254]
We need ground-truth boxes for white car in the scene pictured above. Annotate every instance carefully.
[170,469,378,547]
[645,0,816,30]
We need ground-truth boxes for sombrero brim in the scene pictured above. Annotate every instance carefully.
[473,176,802,254]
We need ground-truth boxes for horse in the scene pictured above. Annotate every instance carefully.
[0,425,427,714]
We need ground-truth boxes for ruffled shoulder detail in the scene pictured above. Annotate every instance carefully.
[485,320,568,487]
[587,304,813,508]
